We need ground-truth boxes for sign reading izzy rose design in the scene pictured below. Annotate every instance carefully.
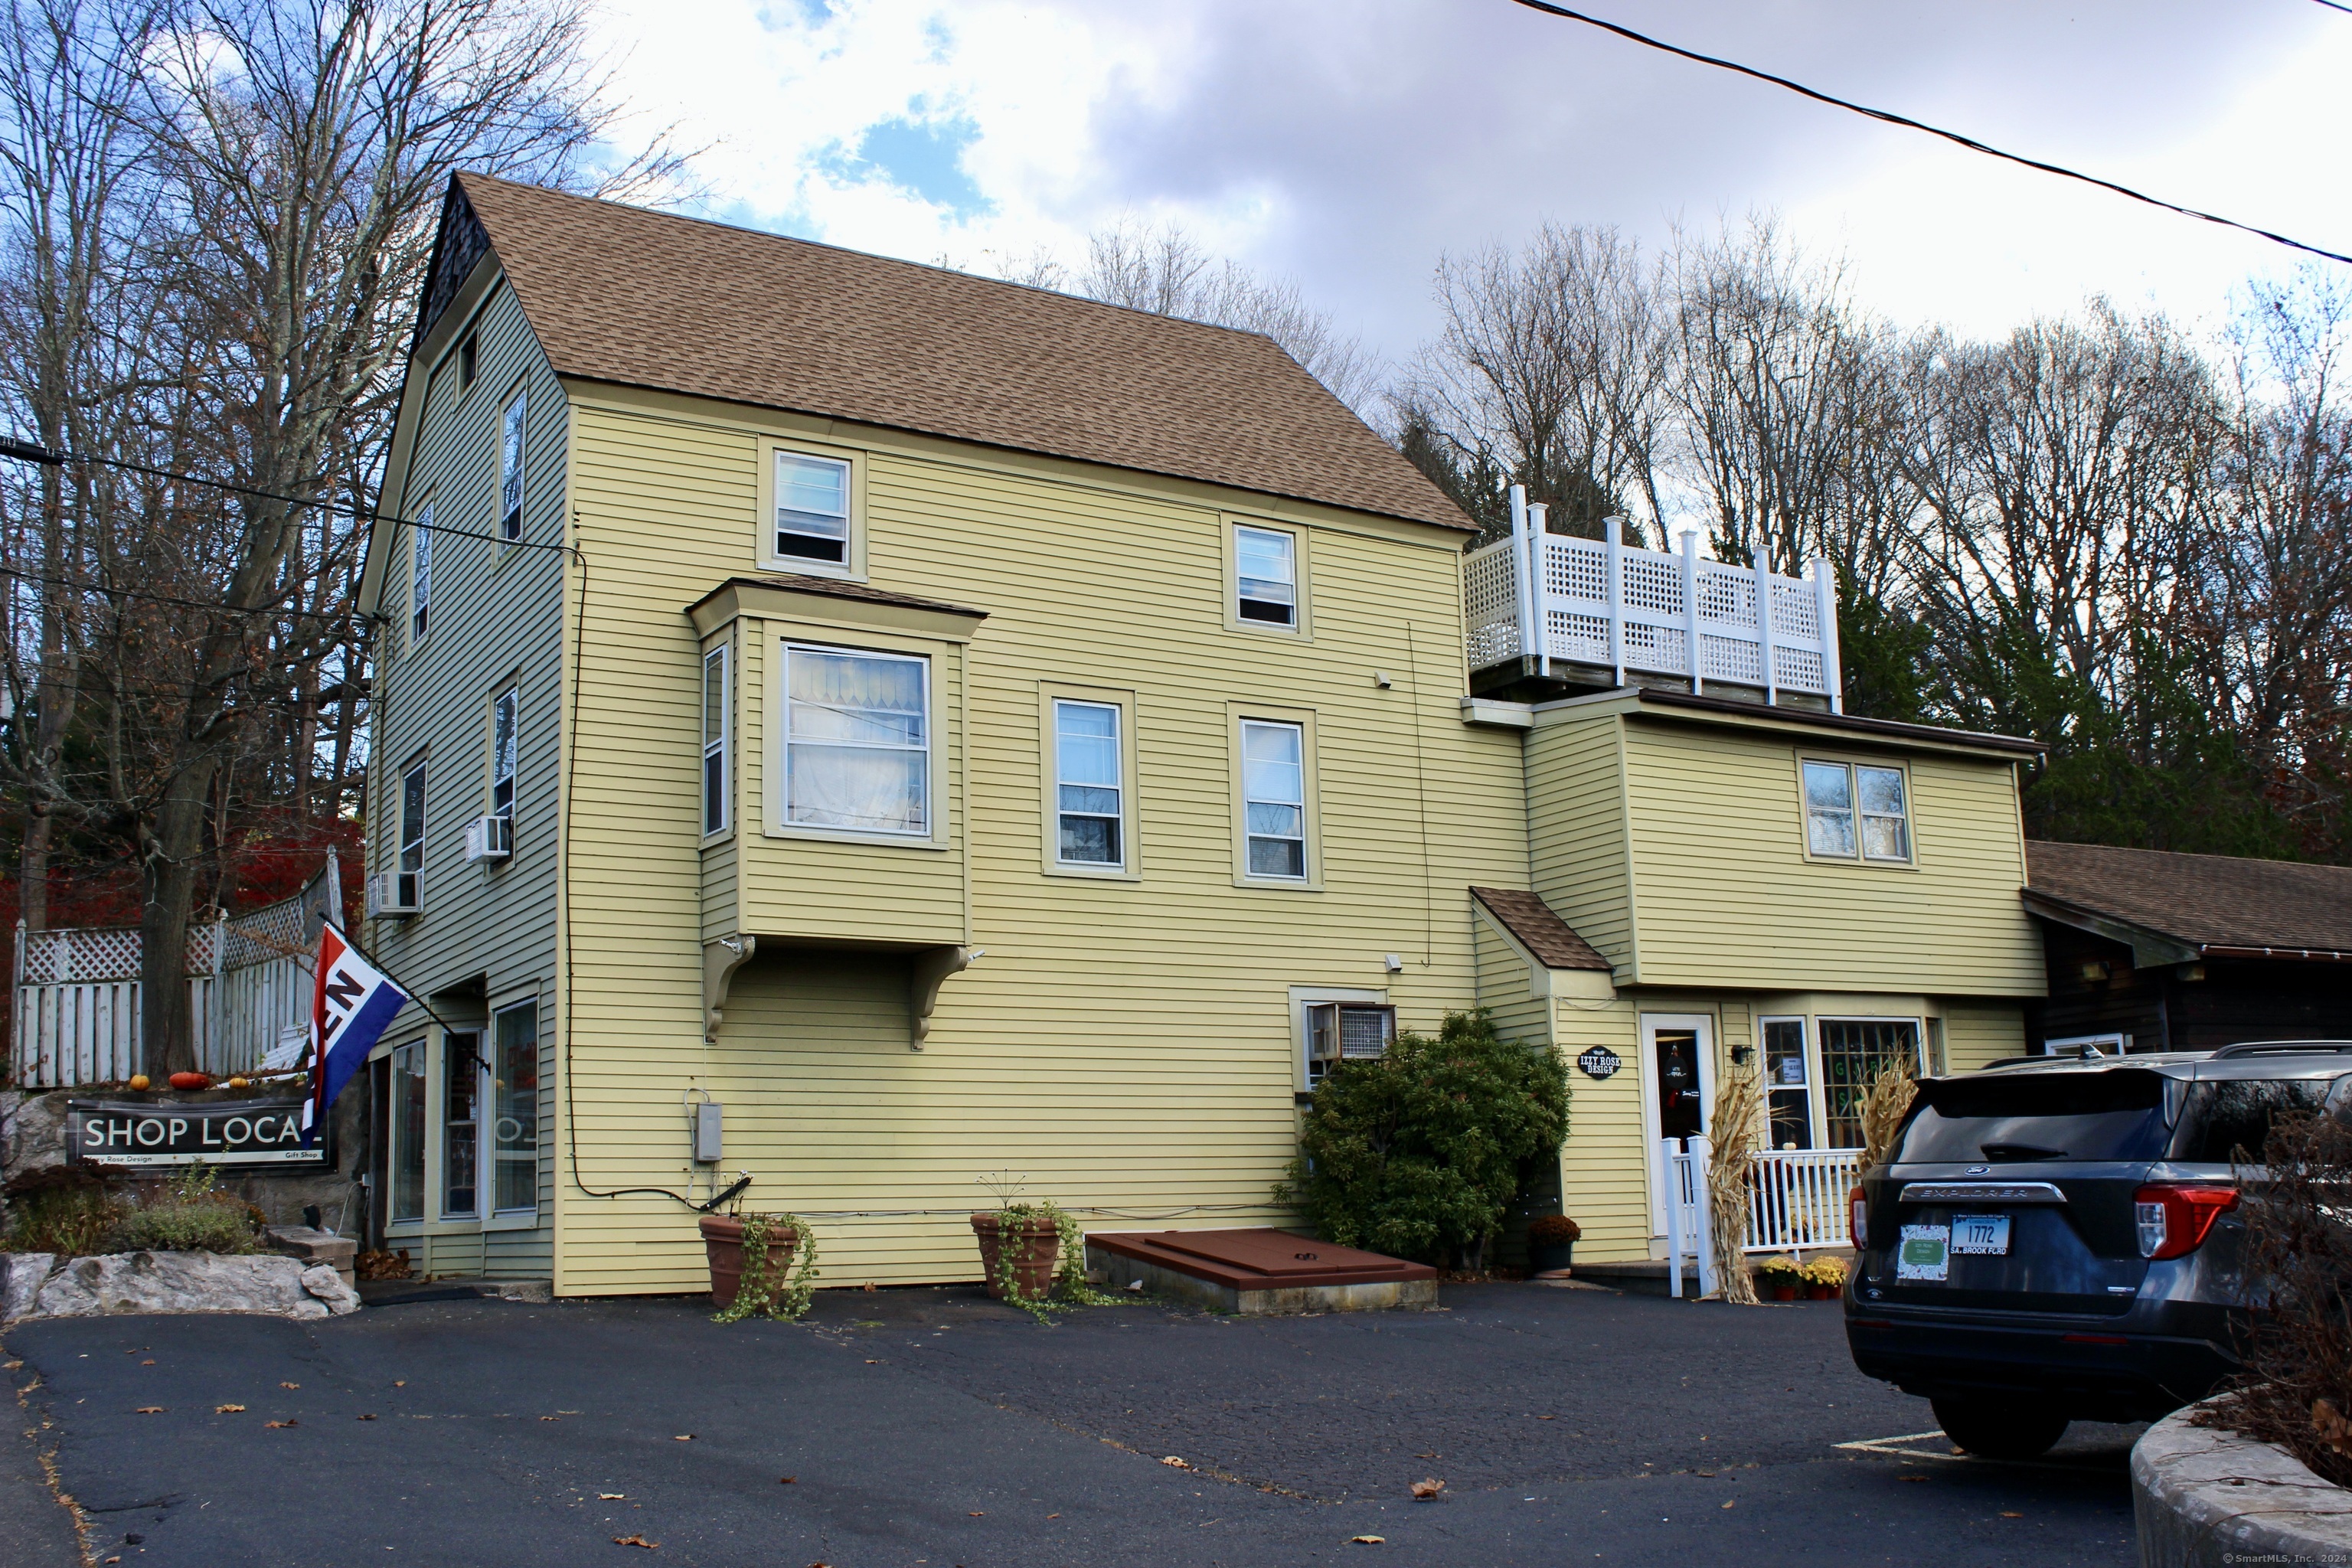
[66,1099,326,1168]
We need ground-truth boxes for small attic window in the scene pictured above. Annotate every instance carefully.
[459,331,478,392]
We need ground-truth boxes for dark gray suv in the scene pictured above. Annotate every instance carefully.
[1844,1042,2352,1459]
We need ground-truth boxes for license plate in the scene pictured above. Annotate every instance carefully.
[1896,1223,1949,1282]
[1950,1213,2011,1256]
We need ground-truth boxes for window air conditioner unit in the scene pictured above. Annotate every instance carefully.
[365,873,420,918]
[462,815,513,863]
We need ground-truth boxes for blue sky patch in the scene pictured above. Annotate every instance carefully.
[819,113,989,219]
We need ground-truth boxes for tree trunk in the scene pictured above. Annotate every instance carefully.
[139,758,217,1077]
[19,805,51,931]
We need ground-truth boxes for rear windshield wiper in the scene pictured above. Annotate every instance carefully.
[1979,1142,2069,1161]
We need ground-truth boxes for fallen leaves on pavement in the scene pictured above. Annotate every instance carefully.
[1721,1500,1736,1509]
[1160,1456,1191,1469]
[673,1434,694,1442]
[777,1477,795,1485]
[612,1534,658,1549]
[214,1404,245,1414]
[279,1382,299,1389]
[135,1407,163,1415]
[1350,1536,1385,1545]
[265,1419,298,1429]
[599,1494,626,1501]
[1410,1478,1446,1500]
[358,1414,377,1421]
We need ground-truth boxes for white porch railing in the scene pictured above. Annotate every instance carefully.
[1744,1148,1862,1256]
[1465,488,1843,707]
[1663,1137,1717,1298]
[10,851,341,1089]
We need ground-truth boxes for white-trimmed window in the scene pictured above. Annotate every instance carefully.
[458,330,478,392]
[1802,759,1913,863]
[397,759,426,910]
[443,1030,481,1219]
[491,998,538,1215]
[389,1039,426,1224]
[1761,1017,1811,1150]
[702,645,729,836]
[1235,524,1297,626]
[1821,1018,1921,1147]
[1241,720,1307,879]
[499,390,526,541]
[1306,1001,1396,1086]
[410,502,433,642]
[1054,700,1123,867]
[490,686,518,828]
[774,452,851,566]
[782,644,929,835]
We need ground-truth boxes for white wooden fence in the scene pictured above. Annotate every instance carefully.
[1662,1138,1865,1299]
[1465,491,1843,707]
[10,852,340,1089]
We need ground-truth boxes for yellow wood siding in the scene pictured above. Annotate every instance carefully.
[553,394,1531,1294]
[1550,999,1649,1262]
[1524,711,1632,972]
[1471,913,1548,1049]
[1942,1001,2027,1071]
[1619,720,2044,996]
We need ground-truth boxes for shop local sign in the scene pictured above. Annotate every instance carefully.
[66,1099,325,1169]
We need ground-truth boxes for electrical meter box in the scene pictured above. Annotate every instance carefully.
[693,1099,724,1164]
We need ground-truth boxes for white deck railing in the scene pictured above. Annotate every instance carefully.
[1465,488,1843,707]
[1661,1139,1864,1298]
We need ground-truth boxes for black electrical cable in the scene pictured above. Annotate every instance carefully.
[2314,0,2350,16]
[1507,0,2352,268]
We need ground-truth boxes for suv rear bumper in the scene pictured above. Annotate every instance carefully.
[1845,1305,2242,1424]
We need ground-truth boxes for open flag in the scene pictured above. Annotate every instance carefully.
[302,922,410,1148]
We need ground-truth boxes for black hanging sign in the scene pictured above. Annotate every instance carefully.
[65,1099,329,1170]
[1576,1046,1622,1080]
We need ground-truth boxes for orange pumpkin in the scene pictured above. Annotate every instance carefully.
[168,1071,212,1091]
[127,1073,151,1091]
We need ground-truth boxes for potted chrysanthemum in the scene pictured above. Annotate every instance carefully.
[1527,1214,1581,1274]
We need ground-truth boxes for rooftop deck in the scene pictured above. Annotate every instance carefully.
[1465,490,1844,710]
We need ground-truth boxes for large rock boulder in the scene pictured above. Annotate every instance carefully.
[2,1252,54,1321]
[23,1251,363,1321]
[2134,1402,2352,1566]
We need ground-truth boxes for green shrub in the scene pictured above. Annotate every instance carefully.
[2,1179,122,1256]
[1278,1009,1570,1270]
[105,1164,261,1256]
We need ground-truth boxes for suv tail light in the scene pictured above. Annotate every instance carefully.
[1850,1184,1867,1250]
[2133,1184,2238,1259]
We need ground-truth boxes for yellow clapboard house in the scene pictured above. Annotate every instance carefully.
[353,175,2045,1294]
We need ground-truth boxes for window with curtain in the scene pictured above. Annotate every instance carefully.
[397,760,426,909]
[782,645,928,835]
[1235,525,1297,625]
[1054,701,1122,867]
[499,391,526,541]
[1821,1018,1921,1148]
[1802,760,1913,863]
[390,1041,426,1223]
[702,645,729,835]
[410,502,433,642]
[443,1033,479,1217]
[775,452,851,564]
[492,999,538,1214]
[1242,720,1306,878]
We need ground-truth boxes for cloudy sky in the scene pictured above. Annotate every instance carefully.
[587,0,2348,372]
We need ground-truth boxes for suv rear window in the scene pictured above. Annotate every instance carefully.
[1894,1071,2169,1165]
[2171,1077,2337,1164]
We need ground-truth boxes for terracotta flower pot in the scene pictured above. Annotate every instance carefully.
[698,1215,798,1311]
[1807,1281,1839,1300]
[971,1213,1060,1300]
[1769,1281,1800,1302]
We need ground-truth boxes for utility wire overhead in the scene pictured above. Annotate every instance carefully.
[1507,0,2352,268]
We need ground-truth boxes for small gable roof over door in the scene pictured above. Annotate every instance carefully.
[423,174,1471,533]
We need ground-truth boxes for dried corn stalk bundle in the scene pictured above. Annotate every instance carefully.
[1707,1068,1764,1305]
[1857,1064,1918,1172]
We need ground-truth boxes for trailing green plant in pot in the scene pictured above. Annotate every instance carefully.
[1527,1214,1581,1274]
[970,1176,1119,1324]
[701,1211,821,1323]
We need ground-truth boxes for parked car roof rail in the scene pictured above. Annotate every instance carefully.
[2210,1040,2352,1059]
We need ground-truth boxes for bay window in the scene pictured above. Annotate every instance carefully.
[782,645,929,835]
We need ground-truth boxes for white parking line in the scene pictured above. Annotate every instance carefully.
[1837,1431,1968,1462]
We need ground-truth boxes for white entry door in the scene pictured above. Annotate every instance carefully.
[1640,1013,1716,1240]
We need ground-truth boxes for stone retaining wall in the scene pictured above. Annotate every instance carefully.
[2133,1402,2352,1566]
[1,1250,361,1321]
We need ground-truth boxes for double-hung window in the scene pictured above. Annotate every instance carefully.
[1762,1018,1811,1150]
[1054,701,1123,867]
[1234,525,1297,626]
[492,998,538,1214]
[1241,720,1307,879]
[397,760,426,909]
[443,1032,481,1218]
[774,452,851,565]
[782,645,928,835]
[1802,759,1912,863]
[702,645,729,836]
[499,390,526,541]
[489,687,518,851]
[410,503,433,643]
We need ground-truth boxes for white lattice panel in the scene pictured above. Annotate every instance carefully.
[1695,564,1757,628]
[1620,554,1684,616]
[1775,646,1826,692]
[1462,541,1523,670]
[1620,622,1689,676]
[1544,537,1609,604]
[1772,579,1821,642]
[1544,609,1612,665]
[1700,633,1765,686]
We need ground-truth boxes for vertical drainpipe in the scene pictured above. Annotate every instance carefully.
[1810,558,1844,714]
[1755,555,1778,707]
[1508,485,1537,682]
[1526,502,1550,680]
[1605,515,1625,690]
[1679,530,1703,697]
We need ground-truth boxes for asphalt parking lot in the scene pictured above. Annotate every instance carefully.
[5,1280,2141,1567]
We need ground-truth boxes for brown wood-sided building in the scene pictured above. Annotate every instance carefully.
[2023,841,2352,1054]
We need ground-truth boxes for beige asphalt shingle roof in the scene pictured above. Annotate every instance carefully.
[2024,841,2352,959]
[450,174,1469,532]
